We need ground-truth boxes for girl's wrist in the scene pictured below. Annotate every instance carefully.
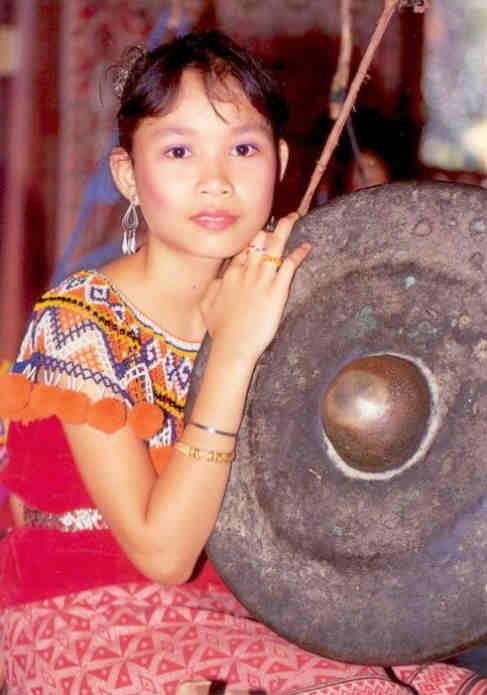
[209,340,260,372]
[189,344,256,438]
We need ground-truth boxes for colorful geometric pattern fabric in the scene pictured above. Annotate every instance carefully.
[3,581,484,695]
[394,664,487,695]
[14,270,200,449]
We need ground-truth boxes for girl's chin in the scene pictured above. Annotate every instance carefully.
[190,239,252,260]
[151,231,256,260]
[182,247,238,263]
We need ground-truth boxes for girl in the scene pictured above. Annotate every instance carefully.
[0,31,484,695]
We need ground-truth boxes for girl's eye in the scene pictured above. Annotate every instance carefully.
[232,143,258,157]
[165,146,191,159]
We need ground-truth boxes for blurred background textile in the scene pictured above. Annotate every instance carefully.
[0,0,486,360]
[420,0,487,174]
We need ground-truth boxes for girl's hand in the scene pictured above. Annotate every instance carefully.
[200,212,311,364]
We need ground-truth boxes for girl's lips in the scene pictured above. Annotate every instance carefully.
[191,211,238,231]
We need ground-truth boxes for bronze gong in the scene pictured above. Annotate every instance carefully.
[187,181,487,665]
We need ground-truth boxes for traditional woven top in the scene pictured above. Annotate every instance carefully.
[0,270,202,472]
[18,270,199,441]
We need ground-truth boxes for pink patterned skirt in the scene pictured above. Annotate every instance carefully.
[1,580,486,695]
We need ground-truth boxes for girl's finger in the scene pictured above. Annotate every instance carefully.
[248,229,268,249]
[246,230,269,271]
[274,241,311,290]
[264,211,301,258]
[230,247,249,267]
[228,228,266,272]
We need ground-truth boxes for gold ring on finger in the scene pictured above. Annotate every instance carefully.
[262,253,282,268]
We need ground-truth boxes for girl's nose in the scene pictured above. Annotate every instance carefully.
[198,160,233,197]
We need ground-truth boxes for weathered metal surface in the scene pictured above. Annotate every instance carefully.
[188,181,487,664]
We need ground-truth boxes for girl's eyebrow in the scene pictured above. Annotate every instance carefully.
[149,122,272,139]
[231,122,272,135]
[148,126,195,139]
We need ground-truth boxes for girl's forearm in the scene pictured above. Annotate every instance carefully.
[141,345,256,581]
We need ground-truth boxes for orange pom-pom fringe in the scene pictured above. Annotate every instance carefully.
[0,374,32,417]
[127,401,165,439]
[149,445,173,474]
[87,397,127,434]
[29,383,63,418]
[0,375,169,440]
[57,389,90,425]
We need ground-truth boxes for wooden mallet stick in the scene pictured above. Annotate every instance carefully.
[298,0,402,217]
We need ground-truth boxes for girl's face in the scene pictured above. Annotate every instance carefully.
[115,68,288,261]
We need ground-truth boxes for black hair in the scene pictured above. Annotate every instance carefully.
[115,30,289,154]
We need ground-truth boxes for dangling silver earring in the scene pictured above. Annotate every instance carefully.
[121,199,139,255]
[264,215,276,232]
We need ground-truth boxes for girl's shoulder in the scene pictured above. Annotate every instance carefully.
[31,268,125,334]
[17,268,144,384]
[36,268,157,341]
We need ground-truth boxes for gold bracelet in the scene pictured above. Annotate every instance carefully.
[174,441,234,464]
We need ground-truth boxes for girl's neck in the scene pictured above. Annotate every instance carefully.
[101,238,223,342]
[141,239,223,304]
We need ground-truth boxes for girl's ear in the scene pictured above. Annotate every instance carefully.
[109,147,139,203]
[278,139,289,182]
